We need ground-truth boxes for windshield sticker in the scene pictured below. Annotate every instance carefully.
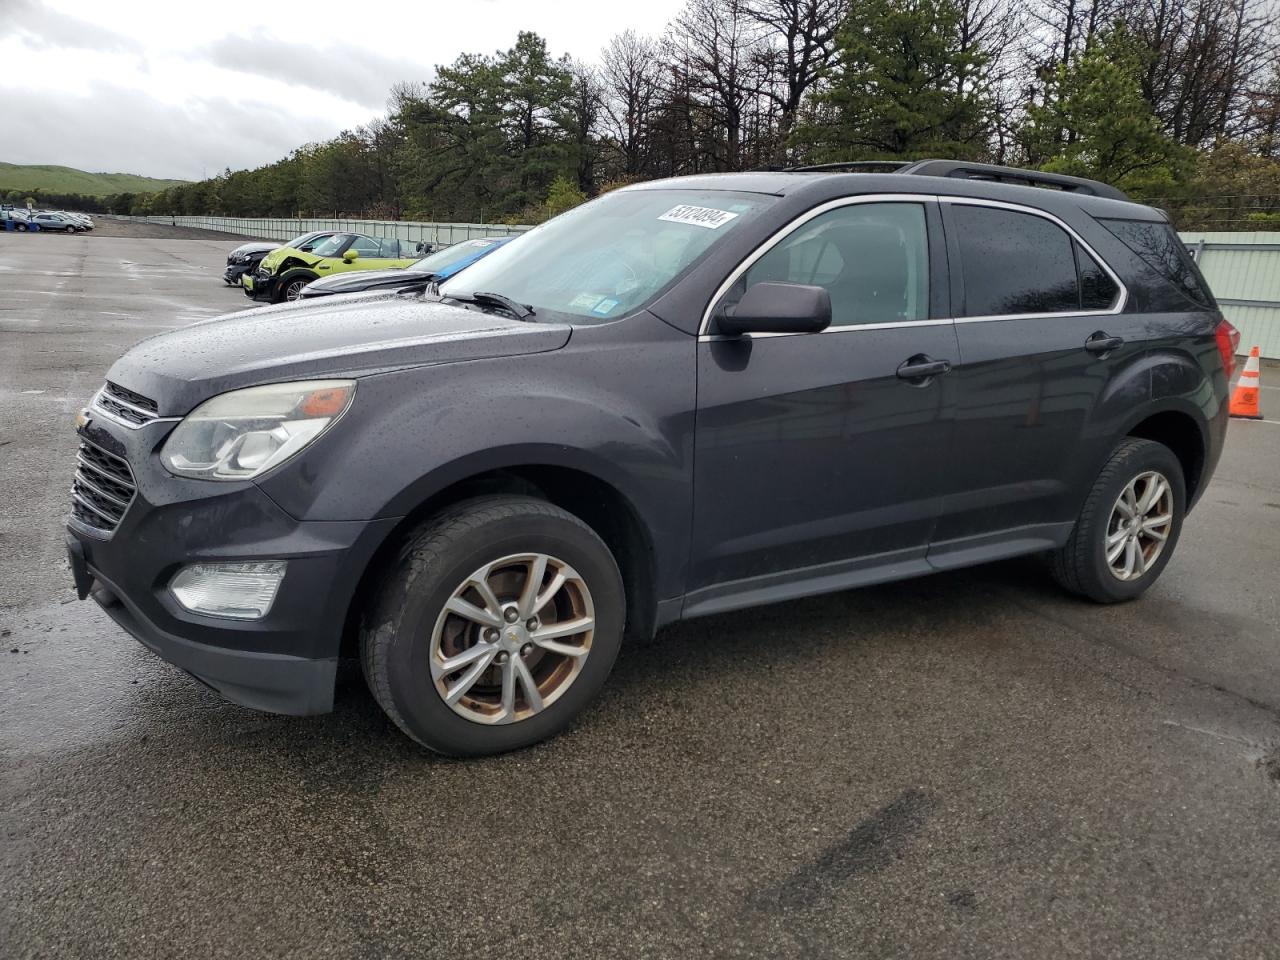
[657,205,739,230]
[591,298,620,316]
[570,292,605,310]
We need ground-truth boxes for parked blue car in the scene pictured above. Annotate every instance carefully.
[298,236,513,299]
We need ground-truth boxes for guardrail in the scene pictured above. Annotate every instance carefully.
[128,215,533,246]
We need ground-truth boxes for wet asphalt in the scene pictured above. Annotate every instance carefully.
[2,228,1280,959]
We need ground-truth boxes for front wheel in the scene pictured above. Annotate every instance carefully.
[274,276,311,302]
[1050,437,1185,603]
[361,496,625,756]
[15,224,27,232]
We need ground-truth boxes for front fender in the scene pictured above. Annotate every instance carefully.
[255,311,697,599]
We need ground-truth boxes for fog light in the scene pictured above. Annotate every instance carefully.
[169,561,287,620]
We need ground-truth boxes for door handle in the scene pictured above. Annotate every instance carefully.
[1084,332,1124,354]
[896,355,952,382]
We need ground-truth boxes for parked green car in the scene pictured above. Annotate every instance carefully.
[244,232,424,302]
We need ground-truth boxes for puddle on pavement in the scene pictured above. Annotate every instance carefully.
[0,596,229,757]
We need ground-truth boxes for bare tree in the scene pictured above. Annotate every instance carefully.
[667,0,769,170]
[599,31,663,176]
[743,0,847,162]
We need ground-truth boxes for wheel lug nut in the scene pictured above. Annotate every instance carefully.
[521,643,533,657]
[496,652,509,664]
[485,629,499,642]
[526,618,539,631]
[504,608,519,623]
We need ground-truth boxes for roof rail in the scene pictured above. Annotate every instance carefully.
[896,159,1129,201]
[778,157,1129,202]
[784,160,912,173]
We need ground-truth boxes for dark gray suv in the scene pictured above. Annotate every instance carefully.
[66,161,1235,755]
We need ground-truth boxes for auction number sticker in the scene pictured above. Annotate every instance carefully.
[658,205,739,229]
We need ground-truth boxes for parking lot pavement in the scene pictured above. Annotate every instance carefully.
[3,232,1280,959]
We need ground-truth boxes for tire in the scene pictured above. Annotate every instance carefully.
[360,496,625,756]
[1050,437,1185,603]
[277,275,313,303]
[15,224,27,232]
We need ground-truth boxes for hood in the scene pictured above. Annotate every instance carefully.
[260,246,311,273]
[107,295,572,416]
[230,241,279,257]
[304,267,419,295]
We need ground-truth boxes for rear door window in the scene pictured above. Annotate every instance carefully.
[951,205,1080,316]
[1097,218,1213,308]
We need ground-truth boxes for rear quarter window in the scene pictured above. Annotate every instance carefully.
[1097,218,1214,309]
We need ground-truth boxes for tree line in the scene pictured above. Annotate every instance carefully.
[94,0,1280,228]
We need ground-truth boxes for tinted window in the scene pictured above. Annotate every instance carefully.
[1076,241,1119,310]
[310,234,351,257]
[732,202,930,326]
[1098,218,1213,308]
[288,231,329,249]
[349,235,382,257]
[953,206,1078,316]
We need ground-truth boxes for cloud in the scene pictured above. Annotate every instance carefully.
[0,82,351,181]
[0,0,140,53]
[203,32,431,110]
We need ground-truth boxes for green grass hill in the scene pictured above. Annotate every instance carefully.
[0,162,189,196]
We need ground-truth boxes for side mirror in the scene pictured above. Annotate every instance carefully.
[719,281,831,336]
[342,250,359,263]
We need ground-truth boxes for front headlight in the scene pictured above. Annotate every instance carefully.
[160,380,355,481]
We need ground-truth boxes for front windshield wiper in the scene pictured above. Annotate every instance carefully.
[445,290,536,320]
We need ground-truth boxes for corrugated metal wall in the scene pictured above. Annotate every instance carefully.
[1180,232,1280,359]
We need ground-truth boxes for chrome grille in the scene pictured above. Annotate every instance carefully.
[94,381,159,427]
[71,440,136,533]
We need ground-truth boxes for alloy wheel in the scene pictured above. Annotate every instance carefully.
[429,553,595,724]
[1105,470,1173,581]
[285,280,307,301]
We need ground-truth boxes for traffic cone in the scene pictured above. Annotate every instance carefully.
[1229,346,1263,420]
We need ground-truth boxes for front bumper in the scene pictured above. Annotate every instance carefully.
[66,412,399,715]
[223,261,256,284]
[243,270,279,301]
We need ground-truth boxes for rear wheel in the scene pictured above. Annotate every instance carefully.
[1050,437,1185,603]
[361,496,625,755]
[15,223,26,232]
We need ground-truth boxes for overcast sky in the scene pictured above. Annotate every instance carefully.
[0,0,686,181]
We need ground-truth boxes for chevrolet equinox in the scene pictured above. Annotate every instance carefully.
[66,161,1235,755]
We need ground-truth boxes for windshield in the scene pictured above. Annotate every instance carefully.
[438,189,775,322]
[309,235,349,257]
[285,232,321,248]
[408,237,507,274]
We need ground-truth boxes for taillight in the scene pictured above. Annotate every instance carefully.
[1215,315,1240,380]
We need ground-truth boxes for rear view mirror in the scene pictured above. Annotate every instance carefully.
[719,282,832,336]
[343,250,359,263]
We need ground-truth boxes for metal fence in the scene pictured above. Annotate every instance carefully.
[133,215,533,246]
[1182,232,1280,360]
[123,216,1279,359]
